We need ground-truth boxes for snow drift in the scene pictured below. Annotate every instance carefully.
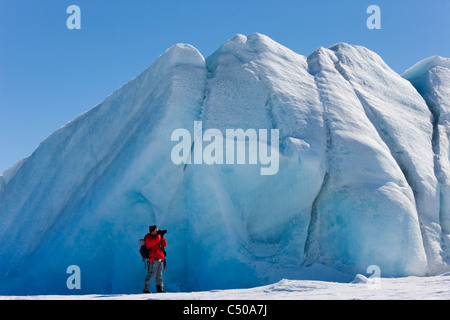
[0,33,449,294]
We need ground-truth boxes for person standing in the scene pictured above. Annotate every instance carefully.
[143,225,167,293]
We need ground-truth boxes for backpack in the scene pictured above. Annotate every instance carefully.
[138,237,167,260]
[138,239,149,260]
[138,237,168,272]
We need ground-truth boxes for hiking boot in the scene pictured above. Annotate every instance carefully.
[143,289,151,294]
[156,285,166,293]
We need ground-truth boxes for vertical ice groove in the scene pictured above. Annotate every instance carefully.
[303,172,329,266]
[425,98,448,261]
[302,52,333,266]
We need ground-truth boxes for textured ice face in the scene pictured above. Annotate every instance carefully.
[404,56,450,263]
[0,34,448,294]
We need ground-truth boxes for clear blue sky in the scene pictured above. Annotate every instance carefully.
[0,0,449,173]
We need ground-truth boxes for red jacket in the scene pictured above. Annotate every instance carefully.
[144,233,167,263]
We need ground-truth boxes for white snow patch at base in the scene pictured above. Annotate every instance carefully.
[2,273,450,300]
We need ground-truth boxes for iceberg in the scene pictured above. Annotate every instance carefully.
[0,33,448,294]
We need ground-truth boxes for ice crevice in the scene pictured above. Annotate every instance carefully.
[303,172,330,266]
[302,52,333,267]
[416,91,448,257]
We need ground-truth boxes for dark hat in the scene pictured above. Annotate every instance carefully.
[149,225,157,233]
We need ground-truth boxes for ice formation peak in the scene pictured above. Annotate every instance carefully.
[0,34,449,294]
[403,55,450,81]
[159,43,205,68]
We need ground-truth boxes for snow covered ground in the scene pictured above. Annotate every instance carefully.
[2,273,450,300]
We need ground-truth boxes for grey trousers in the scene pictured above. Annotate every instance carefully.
[143,260,163,291]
